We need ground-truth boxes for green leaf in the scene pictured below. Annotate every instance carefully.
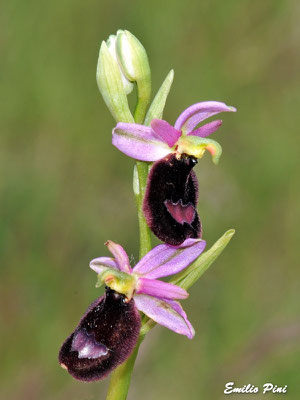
[144,69,174,126]
[169,229,235,290]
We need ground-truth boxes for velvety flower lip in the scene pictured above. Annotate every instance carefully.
[142,153,201,245]
[59,288,141,381]
[90,239,206,339]
[112,101,236,163]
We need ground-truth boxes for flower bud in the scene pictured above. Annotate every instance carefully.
[106,34,134,95]
[96,40,134,123]
[116,30,150,85]
[116,30,151,123]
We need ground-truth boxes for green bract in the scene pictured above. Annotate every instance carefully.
[144,69,174,125]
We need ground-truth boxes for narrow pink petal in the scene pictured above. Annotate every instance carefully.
[105,240,132,273]
[89,257,119,274]
[134,294,195,339]
[174,101,236,133]
[133,239,206,279]
[187,120,223,138]
[151,119,181,147]
[112,122,171,161]
[136,277,189,300]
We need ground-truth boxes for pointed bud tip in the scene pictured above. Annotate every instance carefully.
[106,35,116,46]
[100,40,107,51]
[124,29,134,38]
[225,228,236,238]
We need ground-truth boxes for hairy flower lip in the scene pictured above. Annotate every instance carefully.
[58,289,141,381]
[142,153,201,245]
[90,239,206,338]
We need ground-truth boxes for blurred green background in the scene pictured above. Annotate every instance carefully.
[1,0,300,399]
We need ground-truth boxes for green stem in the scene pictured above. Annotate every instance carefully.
[106,335,145,400]
[133,81,151,126]
[134,91,152,259]
[135,161,152,258]
[105,95,152,400]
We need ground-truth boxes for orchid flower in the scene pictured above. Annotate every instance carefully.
[59,238,206,381]
[113,101,236,245]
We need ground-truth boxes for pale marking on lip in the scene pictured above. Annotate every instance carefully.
[164,199,195,225]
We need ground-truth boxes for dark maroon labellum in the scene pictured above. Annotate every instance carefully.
[58,288,141,381]
[143,153,201,245]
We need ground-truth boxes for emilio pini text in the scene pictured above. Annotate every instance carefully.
[224,382,287,395]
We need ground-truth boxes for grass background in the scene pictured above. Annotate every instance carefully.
[1,0,299,399]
